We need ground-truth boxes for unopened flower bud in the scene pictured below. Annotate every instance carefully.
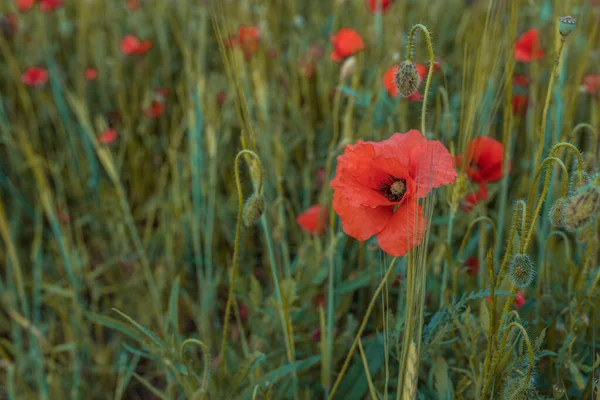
[243,194,265,227]
[394,60,420,98]
[548,197,567,228]
[562,184,600,232]
[509,253,535,288]
[569,170,589,195]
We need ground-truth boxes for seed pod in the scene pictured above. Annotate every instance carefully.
[243,194,265,227]
[548,197,567,228]
[558,16,576,37]
[509,253,535,288]
[394,60,420,98]
[562,184,600,232]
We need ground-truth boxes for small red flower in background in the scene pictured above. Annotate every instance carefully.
[121,35,152,55]
[461,182,489,212]
[512,94,528,116]
[330,28,365,63]
[311,328,321,342]
[40,0,63,12]
[98,129,118,145]
[513,74,530,87]
[455,136,506,184]
[464,257,480,276]
[143,101,165,119]
[312,295,326,308]
[85,67,98,81]
[331,130,457,257]
[216,91,227,106]
[393,274,403,287]
[16,0,35,12]
[582,74,600,94]
[514,29,544,62]
[515,290,526,310]
[365,0,393,13]
[296,204,328,235]
[225,25,261,60]
[127,0,141,10]
[21,66,49,87]
[383,63,428,99]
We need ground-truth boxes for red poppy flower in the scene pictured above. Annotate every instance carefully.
[216,91,227,106]
[365,0,393,13]
[98,129,118,145]
[143,101,165,119]
[297,204,328,235]
[225,25,260,60]
[515,290,525,310]
[84,67,98,81]
[383,63,428,98]
[16,0,35,12]
[331,130,457,257]
[513,74,530,87]
[311,327,321,342]
[330,28,365,63]
[40,0,63,12]
[127,0,141,10]
[512,94,528,116]
[121,35,152,55]
[582,74,600,94]
[455,137,506,183]
[514,29,544,62]
[464,257,480,276]
[461,182,489,212]
[21,66,49,87]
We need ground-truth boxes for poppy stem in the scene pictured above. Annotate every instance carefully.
[406,24,435,135]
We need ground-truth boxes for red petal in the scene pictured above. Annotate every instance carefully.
[365,0,393,13]
[464,137,505,183]
[16,0,35,12]
[333,191,392,241]
[21,67,49,87]
[134,40,153,54]
[296,205,328,234]
[376,199,425,257]
[408,136,457,198]
[515,291,526,310]
[121,35,140,54]
[383,64,399,97]
[40,0,63,12]
[583,74,600,94]
[85,68,98,81]
[99,129,118,145]
[331,28,365,59]
[514,29,544,62]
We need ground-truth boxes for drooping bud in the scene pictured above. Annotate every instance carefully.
[243,194,265,227]
[548,197,567,228]
[509,253,535,288]
[394,60,420,98]
[568,170,589,195]
[558,16,576,37]
[562,184,600,232]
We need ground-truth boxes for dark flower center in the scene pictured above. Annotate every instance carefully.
[379,176,407,202]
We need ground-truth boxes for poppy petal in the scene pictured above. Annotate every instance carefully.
[383,64,399,97]
[333,191,392,241]
[408,138,458,198]
[296,205,328,234]
[376,199,426,257]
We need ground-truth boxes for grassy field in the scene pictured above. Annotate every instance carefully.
[1,0,599,399]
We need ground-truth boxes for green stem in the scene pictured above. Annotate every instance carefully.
[406,24,435,135]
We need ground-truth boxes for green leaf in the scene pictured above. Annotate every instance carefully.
[230,351,267,394]
[568,361,585,389]
[112,308,166,350]
[534,327,547,351]
[434,356,452,399]
[479,300,490,334]
[132,372,170,400]
[85,311,145,344]
[250,275,263,308]
[168,276,181,336]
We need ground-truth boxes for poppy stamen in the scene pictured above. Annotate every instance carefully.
[379,176,406,202]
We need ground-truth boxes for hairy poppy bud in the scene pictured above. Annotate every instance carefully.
[569,170,589,195]
[243,194,265,227]
[548,197,567,228]
[394,60,420,98]
[509,253,535,288]
[562,185,600,232]
[558,16,576,37]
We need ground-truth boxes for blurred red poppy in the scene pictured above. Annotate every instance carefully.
[515,290,526,310]
[455,137,507,184]
[225,25,260,60]
[127,0,141,10]
[583,74,600,94]
[16,0,35,12]
[464,257,480,276]
[512,94,528,116]
[514,29,544,62]
[462,182,489,212]
[297,204,328,235]
[311,327,321,342]
[143,101,165,119]
[40,0,63,12]
[331,130,456,256]
[85,67,98,81]
[216,91,227,106]
[383,63,428,99]
[99,129,118,145]
[513,74,530,87]
[121,35,152,55]
[330,28,365,62]
[21,66,49,87]
[365,0,393,13]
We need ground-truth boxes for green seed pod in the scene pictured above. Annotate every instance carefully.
[509,253,535,288]
[243,194,265,227]
[558,16,576,37]
[394,60,420,98]
[562,184,600,232]
[548,197,567,228]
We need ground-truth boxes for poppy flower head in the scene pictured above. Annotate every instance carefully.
[21,66,49,87]
[514,28,544,62]
[311,328,321,342]
[121,35,152,55]
[515,290,526,310]
[461,182,489,212]
[365,0,393,13]
[464,257,480,276]
[456,136,507,183]
[512,94,528,116]
[127,0,141,10]
[99,129,118,145]
[143,101,165,119]
[297,204,328,235]
[330,28,365,62]
[383,63,428,98]
[582,74,600,94]
[40,0,63,12]
[331,130,457,257]
[17,0,36,12]
[85,67,98,81]
[238,25,260,59]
